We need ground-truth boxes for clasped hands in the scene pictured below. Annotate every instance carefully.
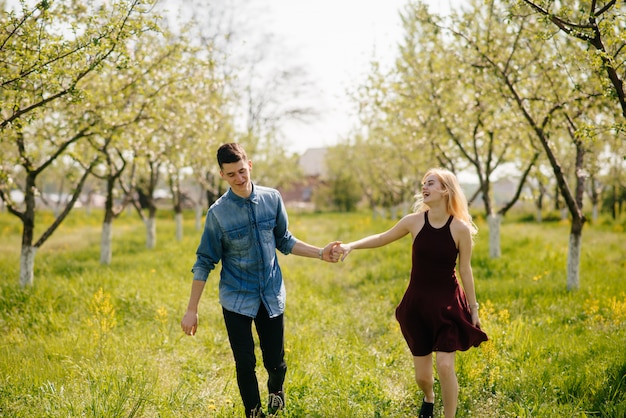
[323,242,352,263]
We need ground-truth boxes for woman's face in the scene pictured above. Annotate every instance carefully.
[421,174,445,204]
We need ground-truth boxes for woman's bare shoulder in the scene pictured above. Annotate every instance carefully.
[450,217,471,238]
[400,212,425,236]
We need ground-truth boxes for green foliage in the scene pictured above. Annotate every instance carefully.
[0,211,624,417]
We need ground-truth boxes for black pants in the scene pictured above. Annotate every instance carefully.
[223,304,287,416]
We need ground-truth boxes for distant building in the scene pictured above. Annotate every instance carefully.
[299,147,327,178]
[279,148,327,208]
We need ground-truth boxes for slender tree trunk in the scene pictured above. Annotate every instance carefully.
[19,245,37,287]
[100,221,113,265]
[390,205,399,220]
[175,212,183,242]
[567,220,583,291]
[101,178,116,265]
[145,216,157,249]
[535,190,543,222]
[195,204,203,231]
[487,214,502,259]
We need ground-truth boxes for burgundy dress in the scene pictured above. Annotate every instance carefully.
[395,211,488,356]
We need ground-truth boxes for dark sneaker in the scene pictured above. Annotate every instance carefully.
[249,406,266,418]
[418,398,434,418]
[267,391,285,415]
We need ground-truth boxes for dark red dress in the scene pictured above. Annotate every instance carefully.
[395,211,488,356]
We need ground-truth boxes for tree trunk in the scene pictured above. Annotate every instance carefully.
[20,245,37,287]
[195,204,203,231]
[145,216,157,249]
[100,221,113,265]
[175,212,183,242]
[566,224,583,291]
[487,214,502,259]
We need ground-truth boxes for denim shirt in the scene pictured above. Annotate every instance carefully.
[191,184,297,318]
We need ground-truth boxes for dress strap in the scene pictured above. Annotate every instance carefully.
[425,211,454,229]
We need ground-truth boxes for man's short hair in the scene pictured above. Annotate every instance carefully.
[217,143,248,169]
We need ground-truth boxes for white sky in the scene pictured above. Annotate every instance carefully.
[250,0,465,154]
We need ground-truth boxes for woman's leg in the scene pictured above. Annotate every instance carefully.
[435,351,458,418]
[413,354,435,402]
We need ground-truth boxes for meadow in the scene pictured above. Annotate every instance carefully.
[0,210,625,417]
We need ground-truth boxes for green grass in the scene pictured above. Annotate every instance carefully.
[0,210,625,417]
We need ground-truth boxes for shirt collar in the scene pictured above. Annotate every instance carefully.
[227,183,258,207]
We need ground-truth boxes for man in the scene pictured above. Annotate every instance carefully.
[181,143,340,418]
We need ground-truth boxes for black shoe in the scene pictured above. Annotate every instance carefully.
[248,406,266,418]
[267,391,285,415]
[419,399,434,418]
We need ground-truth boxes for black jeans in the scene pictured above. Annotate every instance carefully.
[223,304,287,416]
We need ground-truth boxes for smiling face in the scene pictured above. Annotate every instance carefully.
[421,173,447,205]
[220,158,253,198]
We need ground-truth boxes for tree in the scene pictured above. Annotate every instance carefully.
[0,0,157,286]
[442,0,616,289]
[342,59,434,218]
[520,0,626,119]
[158,0,313,189]
[392,1,541,257]
[517,0,626,223]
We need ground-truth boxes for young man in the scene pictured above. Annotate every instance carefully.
[181,143,340,418]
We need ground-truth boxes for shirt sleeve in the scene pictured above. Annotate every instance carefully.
[274,194,297,255]
[191,211,222,281]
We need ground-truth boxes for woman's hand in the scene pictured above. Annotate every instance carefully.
[334,243,353,262]
[471,310,481,328]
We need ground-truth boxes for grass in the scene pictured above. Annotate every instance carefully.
[0,209,625,417]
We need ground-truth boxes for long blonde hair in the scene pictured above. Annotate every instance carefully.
[413,168,478,237]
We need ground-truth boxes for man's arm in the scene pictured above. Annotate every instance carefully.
[181,279,207,336]
[290,240,342,263]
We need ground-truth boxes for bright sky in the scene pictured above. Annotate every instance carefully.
[252,0,465,154]
[8,0,463,154]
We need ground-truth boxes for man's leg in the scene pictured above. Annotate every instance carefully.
[254,304,287,410]
[223,307,261,416]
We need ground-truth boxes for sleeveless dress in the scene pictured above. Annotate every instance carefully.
[395,211,488,356]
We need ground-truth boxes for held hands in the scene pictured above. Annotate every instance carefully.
[332,243,352,262]
[321,241,344,263]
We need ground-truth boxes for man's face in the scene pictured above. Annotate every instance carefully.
[220,159,253,198]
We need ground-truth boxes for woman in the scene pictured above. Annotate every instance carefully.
[335,168,488,418]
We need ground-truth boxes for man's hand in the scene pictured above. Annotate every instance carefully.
[181,310,199,336]
[322,241,343,263]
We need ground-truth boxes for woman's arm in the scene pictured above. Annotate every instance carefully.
[455,221,481,327]
[338,214,415,261]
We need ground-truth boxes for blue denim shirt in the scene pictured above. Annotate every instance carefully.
[191,184,297,318]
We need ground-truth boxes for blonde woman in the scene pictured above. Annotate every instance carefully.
[335,168,488,418]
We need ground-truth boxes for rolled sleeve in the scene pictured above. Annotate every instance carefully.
[191,212,222,281]
[274,195,297,254]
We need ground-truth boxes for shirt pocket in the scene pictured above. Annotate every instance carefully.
[258,218,276,245]
[225,225,251,255]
